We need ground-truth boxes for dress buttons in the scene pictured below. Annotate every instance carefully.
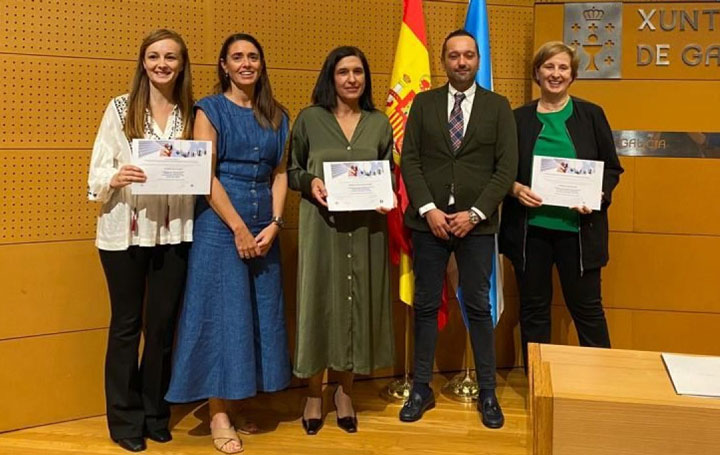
[347,253,352,258]
[347,275,352,280]
[254,147,259,150]
[346,146,351,151]
[348,233,352,238]
[348,296,352,301]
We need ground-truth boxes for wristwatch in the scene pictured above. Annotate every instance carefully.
[467,210,480,225]
[271,216,285,229]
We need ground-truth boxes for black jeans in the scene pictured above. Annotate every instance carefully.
[411,230,496,389]
[99,243,189,440]
[514,226,610,366]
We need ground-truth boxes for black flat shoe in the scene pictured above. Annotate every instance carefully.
[478,395,504,429]
[145,428,172,443]
[113,437,146,452]
[399,389,435,422]
[301,416,324,435]
[333,386,358,433]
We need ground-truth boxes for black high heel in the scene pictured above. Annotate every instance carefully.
[334,386,358,433]
[301,397,324,435]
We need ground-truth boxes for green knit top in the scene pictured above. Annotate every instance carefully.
[529,99,579,232]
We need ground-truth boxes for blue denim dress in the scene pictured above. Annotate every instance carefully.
[166,95,291,402]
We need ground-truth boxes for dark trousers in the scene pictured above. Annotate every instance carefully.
[411,230,496,389]
[514,226,610,366]
[99,243,189,439]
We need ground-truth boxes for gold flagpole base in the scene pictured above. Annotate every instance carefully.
[383,377,413,401]
[441,369,478,403]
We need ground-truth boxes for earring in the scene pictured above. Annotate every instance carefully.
[224,72,230,79]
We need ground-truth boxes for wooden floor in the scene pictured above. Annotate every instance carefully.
[0,370,529,455]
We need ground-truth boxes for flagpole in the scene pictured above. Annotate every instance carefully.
[384,303,412,401]
[441,331,478,402]
[383,0,430,402]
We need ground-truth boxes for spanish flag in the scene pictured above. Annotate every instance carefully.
[386,1,432,311]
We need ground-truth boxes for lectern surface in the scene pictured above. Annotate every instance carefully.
[530,344,720,455]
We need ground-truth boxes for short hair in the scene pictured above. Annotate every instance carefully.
[531,41,580,84]
[312,46,375,111]
[441,29,479,59]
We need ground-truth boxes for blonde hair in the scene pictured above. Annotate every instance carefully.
[124,29,194,140]
[531,41,579,85]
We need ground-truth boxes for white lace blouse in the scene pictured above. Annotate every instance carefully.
[87,95,194,251]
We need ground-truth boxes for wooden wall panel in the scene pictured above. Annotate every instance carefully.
[0,330,107,432]
[533,3,563,52]
[0,0,210,62]
[607,156,634,232]
[552,306,720,356]
[435,0,534,6]
[210,0,401,72]
[634,158,720,236]
[545,231,720,314]
[568,81,720,132]
[603,232,720,313]
[0,56,134,149]
[0,150,96,243]
[0,241,108,340]
[494,78,533,108]
[628,310,720,355]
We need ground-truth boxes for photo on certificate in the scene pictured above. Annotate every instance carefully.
[531,156,604,210]
[131,139,212,195]
[323,160,393,212]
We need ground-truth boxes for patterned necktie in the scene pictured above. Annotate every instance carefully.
[448,92,465,152]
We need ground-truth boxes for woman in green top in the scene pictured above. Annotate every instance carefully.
[288,46,395,435]
[499,41,623,366]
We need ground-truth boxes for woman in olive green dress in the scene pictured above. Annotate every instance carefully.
[288,46,394,435]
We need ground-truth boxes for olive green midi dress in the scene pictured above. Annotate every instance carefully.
[288,105,395,378]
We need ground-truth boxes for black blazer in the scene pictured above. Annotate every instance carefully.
[400,83,518,235]
[499,97,624,271]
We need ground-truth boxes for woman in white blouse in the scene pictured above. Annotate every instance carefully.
[87,29,194,453]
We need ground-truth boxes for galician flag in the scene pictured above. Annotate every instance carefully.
[465,0,493,90]
[449,0,504,327]
[386,0,434,317]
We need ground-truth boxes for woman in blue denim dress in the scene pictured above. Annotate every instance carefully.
[166,34,291,454]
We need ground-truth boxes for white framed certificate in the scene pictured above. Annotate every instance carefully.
[323,160,393,212]
[131,139,212,195]
[531,156,604,210]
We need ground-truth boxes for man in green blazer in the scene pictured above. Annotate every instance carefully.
[399,30,518,429]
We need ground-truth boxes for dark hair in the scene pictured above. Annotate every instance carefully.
[312,46,375,111]
[441,29,479,59]
[215,33,286,130]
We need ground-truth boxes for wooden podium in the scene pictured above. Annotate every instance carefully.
[529,344,720,455]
